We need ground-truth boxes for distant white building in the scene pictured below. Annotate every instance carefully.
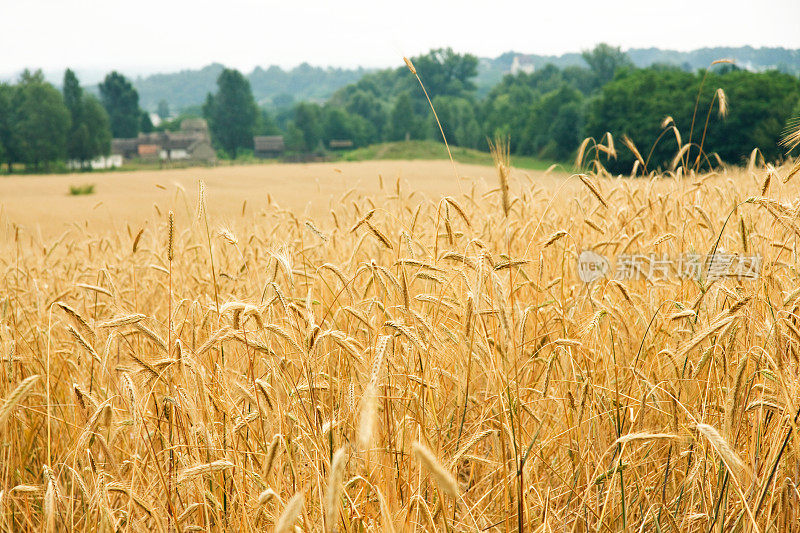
[510,55,535,75]
[67,154,123,170]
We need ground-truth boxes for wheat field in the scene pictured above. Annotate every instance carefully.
[1,155,800,532]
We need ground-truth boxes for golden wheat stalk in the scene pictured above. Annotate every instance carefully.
[177,460,235,483]
[0,375,40,426]
[578,174,608,209]
[275,492,304,533]
[412,441,458,498]
[325,447,347,532]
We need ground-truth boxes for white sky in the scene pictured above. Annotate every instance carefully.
[2,0,799,79]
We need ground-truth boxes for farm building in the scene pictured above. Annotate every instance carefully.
[111,118,216,164]
[329,139,354,150]
[111,138,139,159]
[254,136,285,158]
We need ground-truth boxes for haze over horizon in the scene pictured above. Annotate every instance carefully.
[2,0,799,83]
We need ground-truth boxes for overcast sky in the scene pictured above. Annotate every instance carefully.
[2,0,800,80]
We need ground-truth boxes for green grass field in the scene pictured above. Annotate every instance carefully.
[339,140,558,170]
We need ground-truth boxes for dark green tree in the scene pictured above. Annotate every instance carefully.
[63,69,112,165]
[203,68,258,157]
[157,100,170,120]
[291,102,323,152]
[430,96,480,149]
[322,106,371,148]
[99,71,142,137]
[584,67,800,172]
[79,96,112,162]
[256,108,282,136]
[480,76,539,152]
[283,122,306,152]
[16,70,71,170]
[63,69,82,122]
[0,83,18,171]
[140,111,154,133]
[408,48,479,100]
[701,69,799,162]
[520,85,584,159]
[342,90,386,144]
[389,92,422,141]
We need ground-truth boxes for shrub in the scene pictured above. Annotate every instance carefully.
[68,183,95,195]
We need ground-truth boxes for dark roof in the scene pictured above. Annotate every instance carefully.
[254,136,285,152]
[164,133,196,150]
[137,132,165,145]
[111,138,138,155]
[329,139,353,148]
[181,118,209,133]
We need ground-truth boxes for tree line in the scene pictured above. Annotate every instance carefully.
[198,44,800,170]
[1,45,799,172]
[0,69,157,172]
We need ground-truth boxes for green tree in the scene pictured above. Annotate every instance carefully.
[581,43,633,90]
[99,71,142,137]
[283,121,306,152]
[430,96,480,149]
[342,89,386,144]
[291,102,323,152]
[157,100,170,120]
[584,67,800,172]
[63,69,82,122]
[408,48,479,100]
[16,70,71,170]
[140,111,154,133]
[79,97,112,162]
[0,83,18,171]
[204,68,258,157]
[480,76,539,152]
[584,68,696,172]
[701,69,799,162]
[520,85,584,159]
[256,108,282,136]
[322,106,371,148]
[389,92,422,141]
[63,69,112,165]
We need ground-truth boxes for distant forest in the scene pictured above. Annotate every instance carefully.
[89,47,800,112]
